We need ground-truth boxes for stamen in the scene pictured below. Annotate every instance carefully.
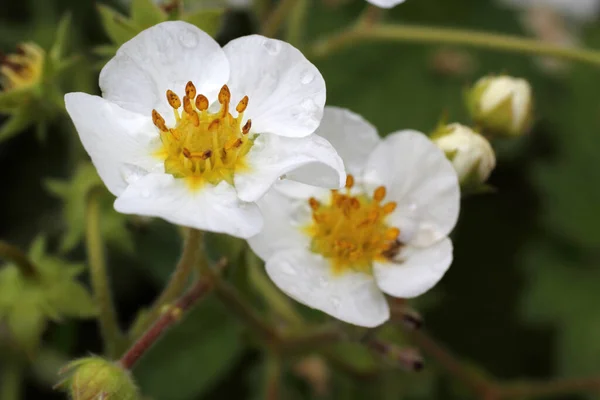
[236,96,249,113]
[345,175,355,189]
[185,81,196,100]
[183,95,193,115]
[242,119,252,134]
[208,119,220,131]
[385,227,401,241]
[218,85,231,105]
[166,90,181,109]
[224,138,242,151]
[201,150,212,160]
[152,109,168,132]
[382,202,397,214]
[374,186,386,202]
[309,197,320,210]
[182,148,192,158]
[195,94,209,111]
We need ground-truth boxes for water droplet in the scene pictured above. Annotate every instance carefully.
[179,28,199,48]
[331,296,341,309]
[121,164,148,184]
[301,71,315,84]
[280,261,297,275]
[262,39,281,55]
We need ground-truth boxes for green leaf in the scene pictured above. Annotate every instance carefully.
[181,9,224,37]
[7,297,47,355]
[133,296,244,400]
[131,0,167,28]
[48,281,98,319]
[97,4,141,46]
[49,13,72,64]
[0,106,35,143]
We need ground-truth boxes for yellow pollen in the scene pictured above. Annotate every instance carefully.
[153,82,255,189]
[305,185,401,275]
[0,42,44,92]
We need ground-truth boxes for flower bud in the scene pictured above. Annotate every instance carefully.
[432,123,496,187]
[56,357,140,400]
[467,75,533,137]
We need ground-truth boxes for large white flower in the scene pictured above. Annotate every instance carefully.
[248,107,460,327]
[367,0,407,9]
[65,21,344,238]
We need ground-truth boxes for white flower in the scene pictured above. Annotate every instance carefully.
[367,0,407,10]
[497,0,600,21]
[467,75,533,137]
[432,123,496,186]
[248,107,460,327]
[65,21,345,238]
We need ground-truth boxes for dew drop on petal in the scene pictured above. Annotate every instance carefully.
[262,39,281,55]
[121,164,148,185]
[280,260,298,276]
[179,28,199,48]
[301,71,315,85]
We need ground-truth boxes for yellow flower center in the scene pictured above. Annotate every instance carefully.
[306,175,402,275]
[152,82,255,189]
[0,43,44,91]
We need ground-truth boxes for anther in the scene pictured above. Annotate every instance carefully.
[349,198,360,209]
[242,119,252,134]
[374,186,386,202]
[208,119,220,131]
[182,148,192,158]
[166,90,181,109]
[183,95,194,115]
[382,202,397,214]
[195,94,209,111]
[152,109,168,131]
[201,150,212,160]
[218,85,231,105]
[185,81,196,100]
[309,197,320,210]
[385,227,400,241]
[345,175,355,189]
[236,96,249,113]
[224,138,243,150]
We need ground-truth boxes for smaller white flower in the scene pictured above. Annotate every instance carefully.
[366,0,408,10]
[248,107,460,327]
[467,75,533,137]
[432,123,496,187]
[65,22,345,239]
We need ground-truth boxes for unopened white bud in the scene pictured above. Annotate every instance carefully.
[467,75,533,137]
[432,123,496,186]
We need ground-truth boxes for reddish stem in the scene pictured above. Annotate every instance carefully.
[119,279,213,370]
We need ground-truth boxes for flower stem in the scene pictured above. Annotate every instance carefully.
[0,240,37,278]
[311,23,600,68]
[285,0,309,47]
[119,278,213,370]
[265,353,282,400]
[261,0,300,38]
[86,188,126,358]
[129,228,203,339]
[0,362,23,400]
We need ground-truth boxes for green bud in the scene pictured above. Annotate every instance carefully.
[432,123,496,188]
[467,75,533,137]
[56,357,140,400]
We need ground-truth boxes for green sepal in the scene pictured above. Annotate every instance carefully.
[97,4,141,46]
[131,0,167,28]
[181,8,225,37]
[0,106,35,143]
[49,13,72,65]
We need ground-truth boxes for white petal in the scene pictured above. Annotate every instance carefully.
[234,133,345,202]
[64,93,162,196]
[99,21,229,124]
[363,130,460,247]
[247,189,312,261]
[366,0,407,9]
[266,249,390,327]
[374,237,453,298]
[223,35,325,138]
[114,174,263,238]
[288,106,380,184]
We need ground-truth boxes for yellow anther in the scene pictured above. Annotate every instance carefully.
[345,175,355,189]
[349,198,360,209]
[182,148,192,158]
[185,81,196,100]
[218,85,231,105]
[374,186,386,202]
[385,227,401,241]
[201,150,212,160]
[224,138,243,151]
[236,96,249,113]
[183,95,193,115]
[195,94,209,111]
[152,109,168,132]
[208,119,220,131]
[242,119,252,135]
[309,197,320,210]
[166,90,181,109]
[382,202,397,214]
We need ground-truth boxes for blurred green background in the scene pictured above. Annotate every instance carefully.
[1,0,600,398]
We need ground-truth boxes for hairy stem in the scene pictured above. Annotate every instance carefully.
[130,228,203,339]
[0,240,37,278]
[311,23,600,68]
[86,188,126,358]
[120,278,213,370]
